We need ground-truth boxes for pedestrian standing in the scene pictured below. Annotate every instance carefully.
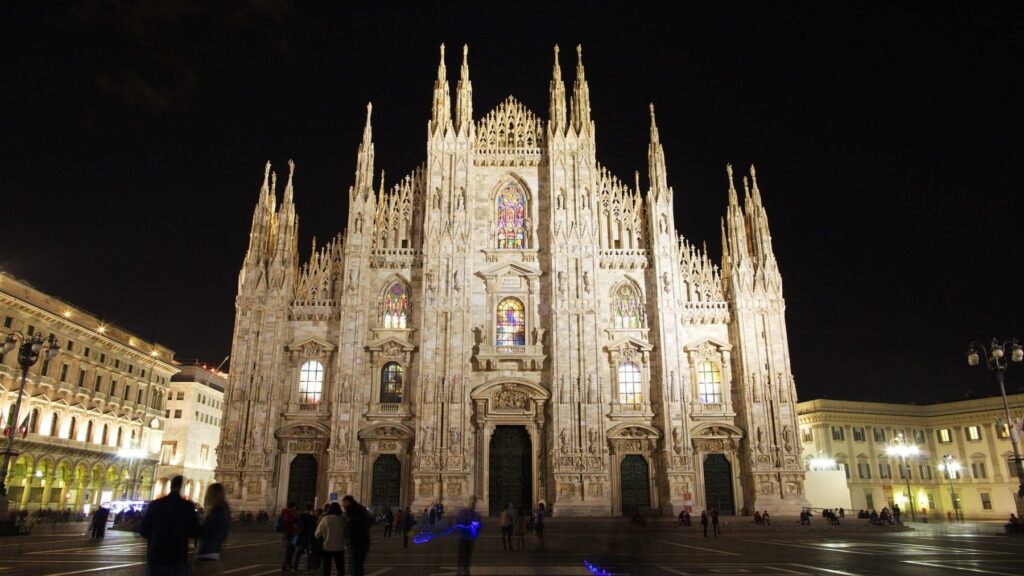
[455,496,481,576]
[711,507,721,537]
[501,503,514,550]
[194,483,230,576]
[90,506,109,539]
[343,495,371,576]
[402,505,416,548]
[893,504,902,525]
[279,502,299,571]
[700,510,709,537]
[315,502,348,576]
[513,509,526,551]
[534,503,546,551]
[383,508,394,538]
[139,475,199,576]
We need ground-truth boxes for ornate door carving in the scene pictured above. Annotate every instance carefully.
[488,426,532,516]
[620,455,650,516]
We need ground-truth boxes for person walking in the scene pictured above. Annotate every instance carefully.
[279,502,299,571]
[343,495,371,576]
[292,503,318,571]
[315,502,348,576]
[711,507,721,537]
[534,503,546,551]
[194,483,230,576]
[893,503,902,525]
[455,496,481,576]
[700,510,709,537]
[500,503,514,551]
[402,505,416,548]
[90,506,109,539]
[139,475,199,576]
[513,509,526,551]
[383,507,394,538]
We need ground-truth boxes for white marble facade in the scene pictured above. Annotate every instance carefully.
[216,45,808,516]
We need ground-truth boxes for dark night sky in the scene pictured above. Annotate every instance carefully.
[3,3,1021,404]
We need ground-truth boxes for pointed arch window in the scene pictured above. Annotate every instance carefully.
[612,284,644,328]
[380,362,404,404]
[496,181,527,249]
[697,361,722,404]
[618,362,642,405]
[496,297,526,346]
[382,282,410,329]
[298,360,324,404]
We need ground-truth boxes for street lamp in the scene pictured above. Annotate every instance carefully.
[886,433,920,522]
[808,452,837,471]
[117,447,147,500]
[967,339,1024,505]
[938,454,962,521]
[0,332,60,516]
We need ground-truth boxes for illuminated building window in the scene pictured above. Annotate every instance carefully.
[618,362,642,405]
[496,297,526,346]
[857,462,871,479]
[971,462,987,479]
[873,428,886,442]
[495,181,527,249]
[937,428,952,443]
[831,426,845,441]
[965,426,981,441]
[382,282,410,329]
[878,462,892,479]
[612,284,644,329]
[852,427,866,442]
[298,361,324,404]
[981,492,992,510]
[380,362,404,404]
[697,361,722,404]
[919,464,932,480]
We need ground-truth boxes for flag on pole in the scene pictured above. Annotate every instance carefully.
[17,413,30,439]
[1,412,8,437]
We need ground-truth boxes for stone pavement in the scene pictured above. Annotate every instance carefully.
[0,516,1019,576]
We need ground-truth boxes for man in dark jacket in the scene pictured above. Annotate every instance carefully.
[343,495,371,576]
[139,475,199,576]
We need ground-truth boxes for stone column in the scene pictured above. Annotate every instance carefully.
[40,475,55,509]
[20,477,32,509]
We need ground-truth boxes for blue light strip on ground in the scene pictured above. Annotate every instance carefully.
[413,520,481,544]
[584,560,613,576]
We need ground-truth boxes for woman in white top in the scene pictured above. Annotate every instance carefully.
[314,502,348,576]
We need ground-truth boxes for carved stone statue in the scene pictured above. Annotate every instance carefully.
[337,426,349,447]
[455,187,464,210]
[557,271,566,294]
[756,426,765,453]
[782,425,793,452]
[587,429,598,454]
[425,270,436,293]
[583,271,592,293]
[449,426,460,446]
[672,426,683,454]
[662,272,671,293]
[587,374,596,403]
[559,429,569,454]
[452,270,461,292]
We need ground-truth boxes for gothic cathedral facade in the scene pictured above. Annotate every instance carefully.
[216,45,808,516]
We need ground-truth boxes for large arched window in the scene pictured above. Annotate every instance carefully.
[496,297,526,346]
[47,413,58,436]
[298,360,324,404]
[697,361,722,404]
[612,284,644,329]
[66,417,77,440]
[618,362,642,405]
[496,181,527,249]
[382,282,410,329]
[84,420,93,443]
[380,362,404,404]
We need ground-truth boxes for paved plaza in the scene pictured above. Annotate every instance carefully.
[0,517,1020,576]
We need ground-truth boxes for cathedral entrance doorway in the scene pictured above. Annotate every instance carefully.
[371,454,401,509]
[619,455,651,516]
[287,454,318,507]
[703,453,734,515]
[488,426,532,516]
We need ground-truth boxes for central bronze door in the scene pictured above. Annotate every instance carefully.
[287,454,318,507]
[488,426,532,516]
[371,454,401,510]
[703,453,735,515]
[620,455,651,516]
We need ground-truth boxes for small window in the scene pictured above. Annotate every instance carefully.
[972,462,987,479]
[801,428,813,443]
[174,410,182,419]
[839,462,850,479]
[298,360,324,404]
[137,388,143,403]
[857,462,872,479]
[938,429,952,443]
[165,410,170,418]
[966,426,981,441]
[919,464,933,480]
[2,316,11,328]
[879,462,892,479]
[94,375,102,391]
[913,429,925,444]
[115,359,120,369]
[998,423,1011,439]
[898,463,912,480]
[618,362,642,405]
[697,361,722,404]
[168,392,173,400]
[981,493,992,510]
[99,353,106,363]
[77,370,86,387]
[177,391,184,400]
[27,325,35,336]
[873,428,886,442]
[124,384,131,400]
[83,347,90,358]
[66,340,75,351]
[59,364,69,382]
[865,492,875,510]
[496,297,526,346]
[831,426,845,441]
[853,427,866,442]
[379,362,404,404]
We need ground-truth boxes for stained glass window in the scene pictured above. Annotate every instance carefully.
[496,182,527,249]
[382,282,410,329]
[299,360,324,404]
[496,297,526,346]
[612,284,644,328]
[619,362,642,404]
[697,361,722,404]
[380,362,404,404]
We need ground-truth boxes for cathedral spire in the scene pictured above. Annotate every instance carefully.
[245,161,275,266]
[648,103,668,193]
[354,103,375,198]
[454,44,473,135]
[431,43,452,134]
[744,164,776,266]
[569,44,592,135]
[724,163,750,268]
[549,44,567,135]
[727,163,738,207]
[283,159,295,205]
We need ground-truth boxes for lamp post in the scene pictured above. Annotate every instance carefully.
[0,332,60,517]
[886,433,919,522]
[938,454,961,521]
[117,447,147,500]
[967,339,1024,510]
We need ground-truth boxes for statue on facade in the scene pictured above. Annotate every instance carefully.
[559,429,569,454]
[672,426,683,454]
